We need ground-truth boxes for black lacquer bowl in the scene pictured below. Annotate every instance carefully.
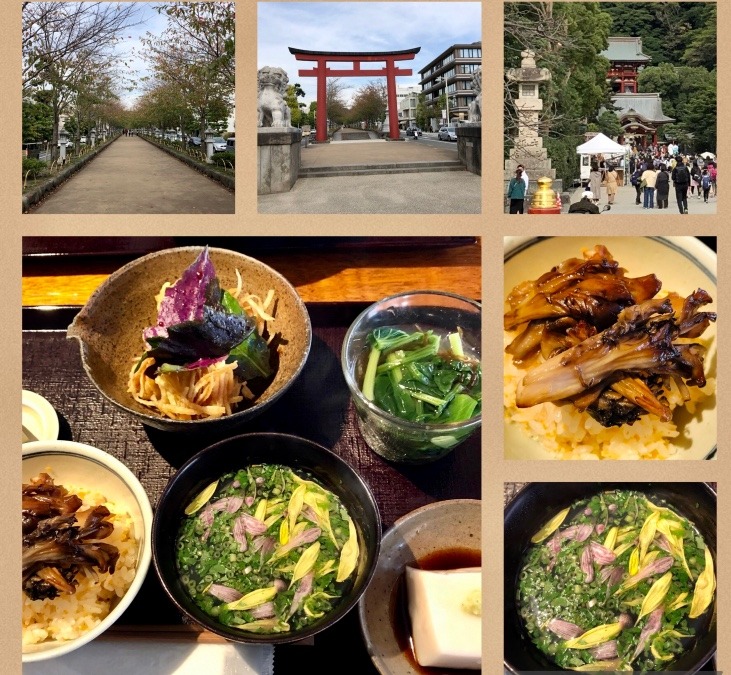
[153,432,382,644]
[504,482,717,673]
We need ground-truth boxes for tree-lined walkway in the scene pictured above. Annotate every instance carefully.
[30,136,234,214]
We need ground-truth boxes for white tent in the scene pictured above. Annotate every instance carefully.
[576,133,626,155]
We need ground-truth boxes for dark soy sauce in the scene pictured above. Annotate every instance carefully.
[390,547,482,674]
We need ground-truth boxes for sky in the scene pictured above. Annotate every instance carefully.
[257,2,482,107]
[111,3,168,107]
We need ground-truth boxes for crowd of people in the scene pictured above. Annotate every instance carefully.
[628,150,716,214]
[577,143,717,215]
[506,143,717,214]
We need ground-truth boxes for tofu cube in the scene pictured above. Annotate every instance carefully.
[405,566,482,669]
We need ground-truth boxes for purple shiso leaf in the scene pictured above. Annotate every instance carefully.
[590,541,617,565]
[208,584,243,603]
[144,248,217,341]
[589,639,619,660]
[145,306,252,364]
[250,601,276,619]
[158,356,226,373]
[632,606,664,661]
[581,545,595,582]
[546,618,583,640]
[287,572,314,619]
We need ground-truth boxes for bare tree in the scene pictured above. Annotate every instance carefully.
[23,2,141,90]
[23,2,141,158]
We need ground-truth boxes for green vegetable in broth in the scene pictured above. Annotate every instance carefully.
[516,490,716,671]
[361,327,481,425]
[176,465,359,633]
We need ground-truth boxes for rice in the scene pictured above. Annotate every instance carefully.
[22,483,138,646]
[504,331,715,460]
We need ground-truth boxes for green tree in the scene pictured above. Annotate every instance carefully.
[285,84,306,127]
[349,82,387,130]
[638,63,716,151]
[22,96,54,143]
[415,93,428,130]
[142,2,235,135]
[594,110,624,139]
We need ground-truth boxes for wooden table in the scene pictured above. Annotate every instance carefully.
[21,236,482,674]
[22,237,481,306]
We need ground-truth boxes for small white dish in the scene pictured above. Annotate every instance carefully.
[358,499,481,674]
[22,390,59,443]
[503,237,717,460]
[22,441,153,662]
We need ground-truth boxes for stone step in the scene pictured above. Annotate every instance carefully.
[300,161,465,177]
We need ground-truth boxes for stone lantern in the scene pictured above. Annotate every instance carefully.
[58,126,68,162]
[204,127,215,163]
[90,128,97,148]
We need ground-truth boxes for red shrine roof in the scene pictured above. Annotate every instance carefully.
[288,47,420,58]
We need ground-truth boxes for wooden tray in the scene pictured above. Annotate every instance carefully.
[22,304,481,673]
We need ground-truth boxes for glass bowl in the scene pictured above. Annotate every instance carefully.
[341,291,481,463]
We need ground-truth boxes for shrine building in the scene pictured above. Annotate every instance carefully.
[601,37,674,147]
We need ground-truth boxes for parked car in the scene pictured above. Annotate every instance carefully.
[226,135,235,152]
[212,136,227,152]
[188,136,202,147]
[437,126,458,141]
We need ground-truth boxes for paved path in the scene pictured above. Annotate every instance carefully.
[301,137,459,169]
[566,181,717,215]
[31,136,234,214]
[258,171,481,214]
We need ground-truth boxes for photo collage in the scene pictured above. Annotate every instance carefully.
[10,1,724,674]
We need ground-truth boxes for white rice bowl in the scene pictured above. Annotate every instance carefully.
[22,441,152,662]
[503,237,717,460]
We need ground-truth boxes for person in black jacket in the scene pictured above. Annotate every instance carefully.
[672,158,690,214]
[568,191,600,214]
[655,164,670,209]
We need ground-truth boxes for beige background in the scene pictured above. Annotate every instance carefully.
[4,0,726,673]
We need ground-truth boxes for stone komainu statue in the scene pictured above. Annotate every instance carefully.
[468,67,482,123]
[257,66,292,128]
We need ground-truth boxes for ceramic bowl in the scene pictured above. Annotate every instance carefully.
[67,246,312,432]
[152,432,382,645]
[22,390,59,443]
[22,440,153,662]
[359,499,481,674]
[503,236,717,460]
[342,291,482,463]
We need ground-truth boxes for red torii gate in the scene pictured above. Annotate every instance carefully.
[288,47,421,142]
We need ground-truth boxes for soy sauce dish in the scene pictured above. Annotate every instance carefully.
[504,483,716,673]
[152,432,381,644]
